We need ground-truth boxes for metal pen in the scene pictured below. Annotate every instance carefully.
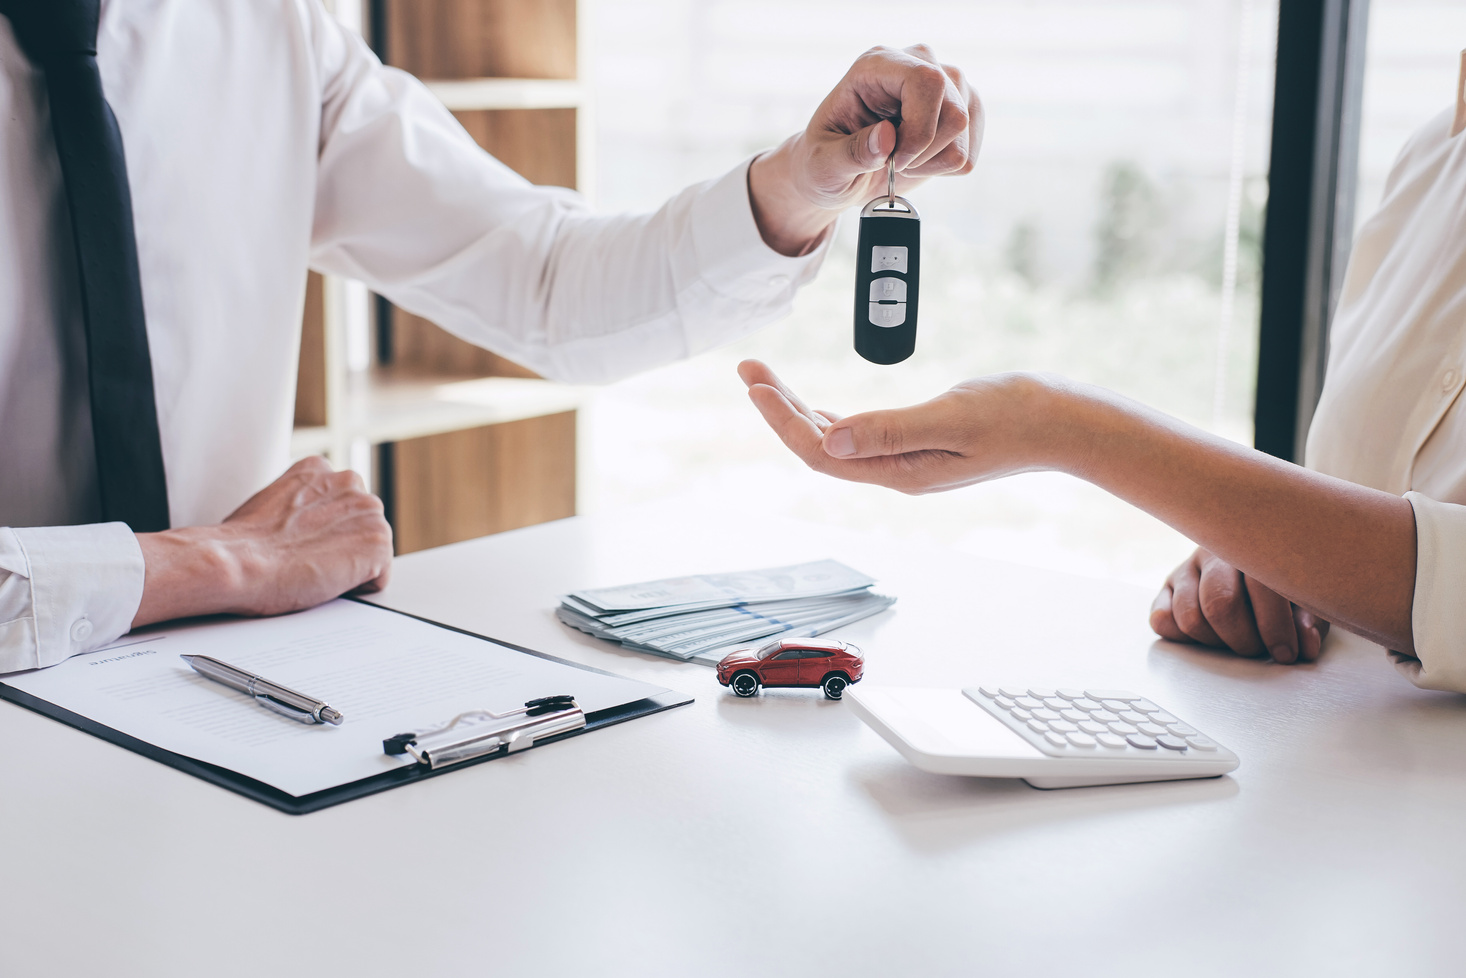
[181,654,344,725]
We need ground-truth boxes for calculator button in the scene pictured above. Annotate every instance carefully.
[1167,722,1198,737]
[1118,710,1148,724]
[1032,708,1061,721]
[1137,722,1167,736]
[1048,720,1079,733]
[977,686,1002,699]
[1086,690,1140,702]
[1043,731,1068,748]
[999,687,1027,699]
[1011,707,1032,720]
[1096,733,1127,749]
[1126,734,1159,750]
[1186,737,1219,751]
[1100,700,1131,713]
[1056,688,1087,701]
[1107,721,1139,735]
[995,696,1016,710]
[1132,700,1161,713]
[1071,698,1102,711]
[1066,732,1097,748]
[1090,710,1119,723]
[1027,719,1050,733]
[1059,709,1088,722]
[1027,688,1057,700]
[1078,720,1107,735]
[1151,711,1179,724]
[1156,735,1189,751]
[1015,696,1042,709]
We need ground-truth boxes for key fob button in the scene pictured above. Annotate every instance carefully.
[869,277,907,302]
[868,302,906,327]
[871,245,908,273]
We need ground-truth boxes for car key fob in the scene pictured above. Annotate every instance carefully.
[854,157,920,365]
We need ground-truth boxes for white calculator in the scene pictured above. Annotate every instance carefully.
[847,685,1239,789]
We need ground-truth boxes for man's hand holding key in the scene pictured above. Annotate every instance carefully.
[746,44,983,258]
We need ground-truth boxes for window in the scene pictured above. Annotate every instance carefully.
[1355,0,1466,226]
[586,1,1282,588]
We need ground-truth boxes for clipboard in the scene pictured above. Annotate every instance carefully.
[0,601,691,815]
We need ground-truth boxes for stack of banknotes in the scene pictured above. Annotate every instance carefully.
[556,560,897,664]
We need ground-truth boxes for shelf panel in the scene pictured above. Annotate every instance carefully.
[291,372,582,457]
[424,78,585,111]
[290,425,334,458]
[345,369,583,445]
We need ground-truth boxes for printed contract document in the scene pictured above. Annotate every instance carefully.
[2,600,670,797]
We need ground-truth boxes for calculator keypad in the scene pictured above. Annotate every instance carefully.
[967,687,1223,758]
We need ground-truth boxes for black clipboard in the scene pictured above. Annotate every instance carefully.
[0,601,692,815]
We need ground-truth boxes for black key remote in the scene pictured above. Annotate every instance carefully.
[854,176,920,365]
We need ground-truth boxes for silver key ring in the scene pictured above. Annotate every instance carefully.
[886,153,896,204]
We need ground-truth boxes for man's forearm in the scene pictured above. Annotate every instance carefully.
[131,458,394,631]
[133,528,245,628]
[748,139,840,258]
[1048,382,1417,650]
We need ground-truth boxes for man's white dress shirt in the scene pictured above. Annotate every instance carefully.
[1307,104,1466,693]
[0,1,825,672]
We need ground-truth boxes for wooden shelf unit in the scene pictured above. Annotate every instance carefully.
[293,0,589,555]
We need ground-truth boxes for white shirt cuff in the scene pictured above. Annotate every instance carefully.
[682,155,832,355]
[1394,492,1466,692]
[0,523,145,673]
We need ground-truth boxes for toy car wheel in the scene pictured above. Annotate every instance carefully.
[822,674,848,700]
[731,671,761,697]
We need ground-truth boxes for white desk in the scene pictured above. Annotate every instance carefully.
[2,507,1463,977]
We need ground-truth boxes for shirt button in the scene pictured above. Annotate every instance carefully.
[767,275,790,290]
[1443,368,1460,392]
[70,618,93,643]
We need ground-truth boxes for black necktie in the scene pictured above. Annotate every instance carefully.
[3,0,170,531]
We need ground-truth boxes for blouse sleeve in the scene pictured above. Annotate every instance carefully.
[1392,492,1466,692]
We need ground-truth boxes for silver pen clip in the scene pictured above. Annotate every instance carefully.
[254,692,321,725]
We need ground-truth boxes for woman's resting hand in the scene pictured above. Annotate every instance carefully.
[1150,548,1330,664]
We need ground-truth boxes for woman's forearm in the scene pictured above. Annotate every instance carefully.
[1044,381,1417,651]
[737,360,1418,652]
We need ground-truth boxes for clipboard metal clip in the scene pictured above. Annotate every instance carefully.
[382,695,585,769]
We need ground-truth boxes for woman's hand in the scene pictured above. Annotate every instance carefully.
[740,359,1413,656]
[1150,548,1330,664]
[737,360,1061,493]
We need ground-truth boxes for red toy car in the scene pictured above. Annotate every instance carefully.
[716,637,864,700]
